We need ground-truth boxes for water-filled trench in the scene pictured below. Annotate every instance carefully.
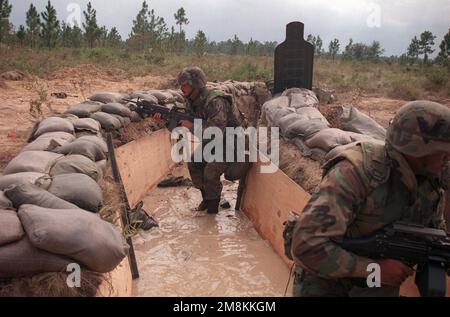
[131,166,291,297]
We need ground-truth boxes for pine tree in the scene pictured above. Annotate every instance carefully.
[129,1,149,50]
[107,27,122,48]
[193,30,207,57]
[60,21,72,47]
[438,28,450,64]
[0,0,12,44]
[418,31,436,64]
[148,8,167,49]
[367,41,384,61]
[99,25,108,47]
[71,23,83,48]
[328,38,340,60]
[315,36,323,56]
[174,7,189,34]
[407,36,420,63]
[230,34,242,55]
[16,25,26,46]
[82,2,100,48]
[26,3,40,48]
[40,0,60,48]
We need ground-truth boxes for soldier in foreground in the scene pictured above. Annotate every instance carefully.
[290,101,450,297]
[157,67,247,214]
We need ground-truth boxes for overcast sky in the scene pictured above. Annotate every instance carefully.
[9,0,450,56]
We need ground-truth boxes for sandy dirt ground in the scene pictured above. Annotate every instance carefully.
[0,65,173,172]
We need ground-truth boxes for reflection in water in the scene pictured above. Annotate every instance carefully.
[132,172,291,297]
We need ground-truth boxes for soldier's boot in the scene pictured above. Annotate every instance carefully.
[193,190,208,212]
[207,199,221,214]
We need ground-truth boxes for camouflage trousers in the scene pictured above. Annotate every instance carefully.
[293,266,400,297]
[188,160,227,200]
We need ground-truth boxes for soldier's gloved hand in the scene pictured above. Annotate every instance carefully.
[179,120,193,130]
[153,113,162,120]
[375,259,414,286]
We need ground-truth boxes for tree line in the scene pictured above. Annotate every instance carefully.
[0,0,449,65]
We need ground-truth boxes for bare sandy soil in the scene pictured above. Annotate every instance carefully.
[0,65,173,172]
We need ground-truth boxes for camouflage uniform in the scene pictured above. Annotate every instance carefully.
[291,101,450,297]
[187,88,245,201]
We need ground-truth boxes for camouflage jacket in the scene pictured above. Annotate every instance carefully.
[291,141,447,279]
[188,88,244,133]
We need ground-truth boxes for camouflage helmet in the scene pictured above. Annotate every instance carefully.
[386,100,450,157]
[177,67,207,89]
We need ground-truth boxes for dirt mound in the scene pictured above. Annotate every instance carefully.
[319,104,344,129]
[0,80,8,89]
[279,139,322,194]
[117,119,165,146]
[0,70,27,81]
[48,64,127,82]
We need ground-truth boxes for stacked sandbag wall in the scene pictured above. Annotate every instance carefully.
[262,87,386,163]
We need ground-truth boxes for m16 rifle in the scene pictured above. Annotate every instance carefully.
[123,98,202,132]
[335,222,450,297]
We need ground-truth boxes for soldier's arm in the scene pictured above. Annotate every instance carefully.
[291,160,374,279]
[204,97,229,133]
[430,190,447,230]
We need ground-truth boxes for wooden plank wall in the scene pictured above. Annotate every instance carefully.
[115,129,177,209]
[241,157,310,267]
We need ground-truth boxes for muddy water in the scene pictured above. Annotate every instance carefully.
[132,167,292,297]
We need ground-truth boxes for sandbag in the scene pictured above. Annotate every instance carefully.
[0,191,13,208]
[21,134,72,152]
[18,205,129,273]
[36,131,77,143]
[262,96,290,125]
[48,174,102,213]
[341,105,386,140]
[284,119,329,139]
[33,117,75,139]
[290,90,319,109]
[64,101,103,118]
[305,128,374,152]
[149,90,174,104]
[5,183,80,210]
[96,160,107,180]
[101,103,132,118]
[293,138,328,162]
[0,209,24,247]
[23,131,76,152]
[296,106,330,122]
[0,172,46,190]
[88,92,129,104]
[70,118,101,133]
[279,113,304,135]
[325,140,385,162]
[167,89,185,103]
[76,135,108,153]
[129,92,158,104]
[130,111,143,122]
[53,140,106,162]
[0,237,72,278]
[50,155,100,181]
[3,151,63,175]
[90,112,122,131]
[110,114,127,128]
